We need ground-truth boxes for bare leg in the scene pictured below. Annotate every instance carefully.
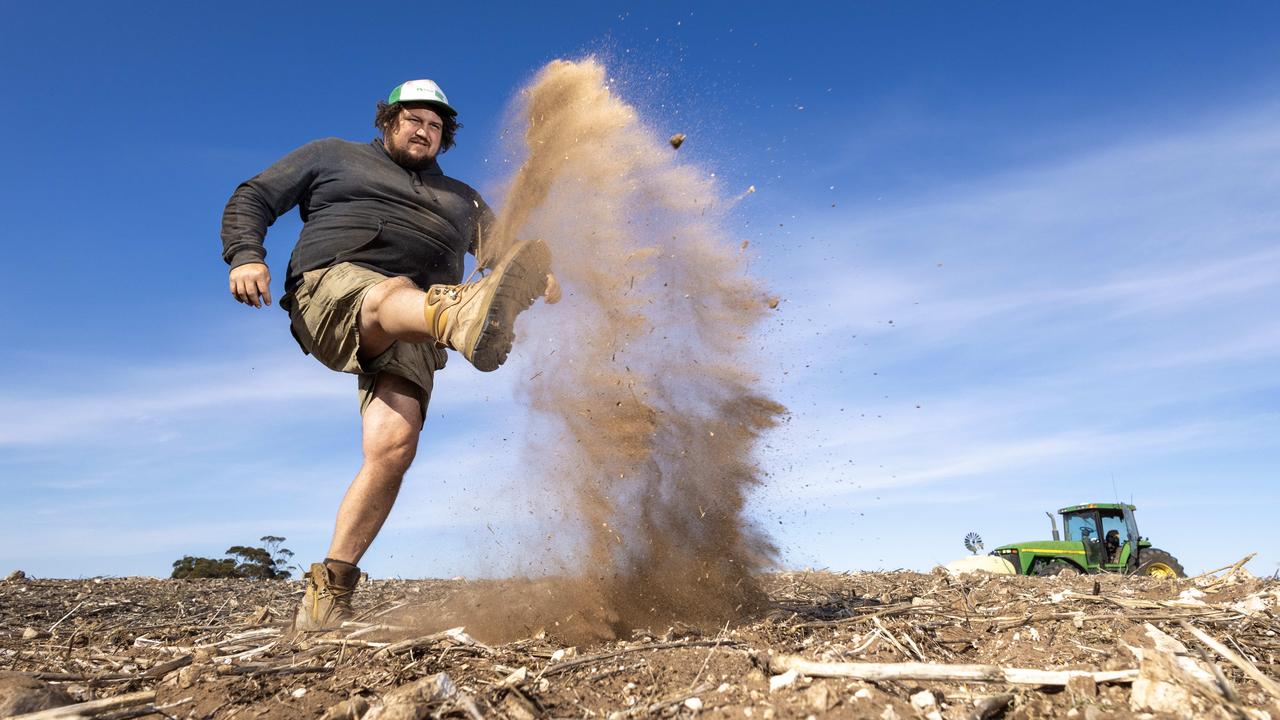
[358,260,556,361]
[358,277,436,358]
[325,373,422,565]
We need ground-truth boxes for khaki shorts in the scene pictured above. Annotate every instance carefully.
[283,262,447,417]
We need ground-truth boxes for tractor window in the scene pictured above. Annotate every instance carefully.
[1064,513,1096,541]
[1100,514,1129,544]
[1100,513,1129,564]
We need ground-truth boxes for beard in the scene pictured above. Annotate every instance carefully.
[385,137,436,171]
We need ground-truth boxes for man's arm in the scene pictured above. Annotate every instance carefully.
[220,141,326,307]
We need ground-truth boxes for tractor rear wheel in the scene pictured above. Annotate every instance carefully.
[1136,549,1185,578]
[1037,560,1082,578]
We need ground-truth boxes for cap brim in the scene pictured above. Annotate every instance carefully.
[397,99,457,116]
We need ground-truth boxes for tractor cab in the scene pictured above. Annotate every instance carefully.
[988,501,1182,577]
[1057,503,1141,572]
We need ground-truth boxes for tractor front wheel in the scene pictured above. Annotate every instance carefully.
[1037,560,1082,578]
[1136,549,1185,578]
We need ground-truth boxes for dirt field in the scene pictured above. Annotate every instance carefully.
[2,568,1277,719]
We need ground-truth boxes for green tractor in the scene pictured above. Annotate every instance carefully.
[991,503,1185,578]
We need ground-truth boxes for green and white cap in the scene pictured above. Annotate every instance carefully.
[387,79,456,115]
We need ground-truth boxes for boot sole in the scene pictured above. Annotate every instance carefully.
[470,239,552,372]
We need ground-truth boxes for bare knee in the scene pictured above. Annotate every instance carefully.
[364,422,418,475]
[359,277,430,355]
[361,373,424,476]
[361,276,417,328]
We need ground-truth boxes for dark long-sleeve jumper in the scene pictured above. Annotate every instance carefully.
[220,138,493,298]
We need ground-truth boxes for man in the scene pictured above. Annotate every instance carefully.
[1104,529,1123,564]
[220,79,557,630]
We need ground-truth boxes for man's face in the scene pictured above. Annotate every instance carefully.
[385,105,444,170]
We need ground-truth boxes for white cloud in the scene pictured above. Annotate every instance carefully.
[751,103,1280,542]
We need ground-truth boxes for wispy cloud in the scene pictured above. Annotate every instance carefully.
[750,103,1280,578]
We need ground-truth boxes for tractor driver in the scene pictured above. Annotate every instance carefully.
[1104,529,1123,564]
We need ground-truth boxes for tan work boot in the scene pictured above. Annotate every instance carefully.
[292,561,361,632]
[423,239,552,372]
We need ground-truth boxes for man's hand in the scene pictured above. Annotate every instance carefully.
[230,262,272,308]
[543,272,562,304]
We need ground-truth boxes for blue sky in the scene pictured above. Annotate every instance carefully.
[1,2,1277,579]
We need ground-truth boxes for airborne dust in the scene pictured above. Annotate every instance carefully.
[414,59,786,644]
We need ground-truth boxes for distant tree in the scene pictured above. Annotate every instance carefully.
[171,536,295,579]
[170,556,239,579]
[259,535,295,576]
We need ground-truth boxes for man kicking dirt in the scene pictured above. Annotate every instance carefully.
[220,79,557,630]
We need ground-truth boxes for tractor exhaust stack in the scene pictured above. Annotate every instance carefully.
[1046,511,1060,541]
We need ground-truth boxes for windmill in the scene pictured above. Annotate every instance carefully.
[964,532,984,555]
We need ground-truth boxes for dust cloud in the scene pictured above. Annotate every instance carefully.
[427,58,786,644]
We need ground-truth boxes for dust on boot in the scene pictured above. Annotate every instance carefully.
[293,560,361,632]
[423,239,552,372]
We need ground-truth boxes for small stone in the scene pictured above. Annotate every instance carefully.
[1066,710,1079,719]
[910,690,937,711]
[684,697,703,712]
[805,682,836,711]
[717,683,732,693]
[291,688,307,698]
[1131,677,1193,714]
[1230,595,1268,615]
[854,688,873,700]
[171,665,201,689]
[769,669,799,692]
[550,649,566,662]
[20,628,46,641]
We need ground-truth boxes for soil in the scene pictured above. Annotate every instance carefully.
[485,58,786,638]
[2,569,1277,719]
